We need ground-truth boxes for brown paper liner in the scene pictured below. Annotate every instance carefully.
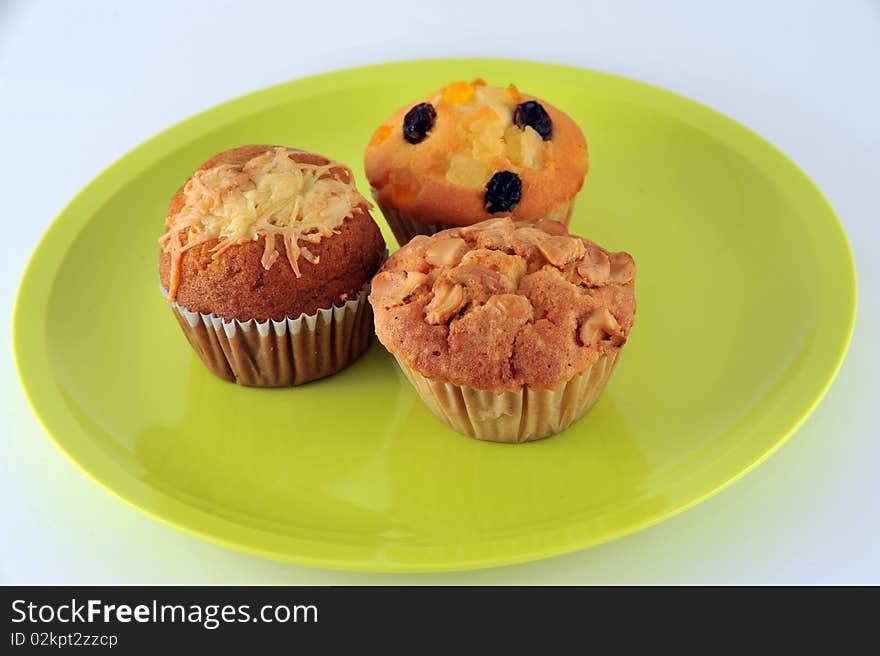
[167,289,373,387]
[374,194,577,246]
[394,349,620,443]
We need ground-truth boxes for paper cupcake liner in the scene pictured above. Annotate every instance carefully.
[166,288,373,387]
[374,194,577,246]
[393,349,620,443]
[375,202,448,246]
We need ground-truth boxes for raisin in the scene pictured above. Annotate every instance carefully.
[402,103,437,144]
[514,101,553,140]
[484,171,522,213]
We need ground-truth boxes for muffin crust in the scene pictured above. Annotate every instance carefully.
[364,80,588,226]
[159,145,385,321]
[370,218,635,392]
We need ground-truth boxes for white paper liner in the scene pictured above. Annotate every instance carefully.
[394,349,620,443]
[373,191,577,246]
[162,286,372,387]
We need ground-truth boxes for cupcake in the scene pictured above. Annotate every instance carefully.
[369,217,634,442]
[364,79,588,245]
[159,145,386,386]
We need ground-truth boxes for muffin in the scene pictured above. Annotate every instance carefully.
[159,145,386,386]
[369,217,634,442]
[364,79,589,245]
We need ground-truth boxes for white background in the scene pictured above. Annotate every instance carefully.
[1,0,877,584]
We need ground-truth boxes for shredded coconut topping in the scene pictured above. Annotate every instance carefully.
[160,147,369,301]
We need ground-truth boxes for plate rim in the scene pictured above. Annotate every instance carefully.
[13,58,858,573]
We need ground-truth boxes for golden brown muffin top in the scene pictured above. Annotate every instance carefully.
[158,146,385,321]
[364,80,588,226]
[370,218,635,393]
[160,145,371,302]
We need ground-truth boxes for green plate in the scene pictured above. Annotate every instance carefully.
[13,60,856,572]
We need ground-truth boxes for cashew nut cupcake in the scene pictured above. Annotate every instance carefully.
[370,217,634,442]
[159,145,386,387]
[364,79,588,245]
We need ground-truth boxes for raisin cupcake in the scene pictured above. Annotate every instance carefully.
[370,217,634,442]
[159,145,385,386]
[364,79,588,245]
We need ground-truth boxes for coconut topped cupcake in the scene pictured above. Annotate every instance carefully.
[370,217,634,394]
[364,79,588,229]
[159,145,384,322]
